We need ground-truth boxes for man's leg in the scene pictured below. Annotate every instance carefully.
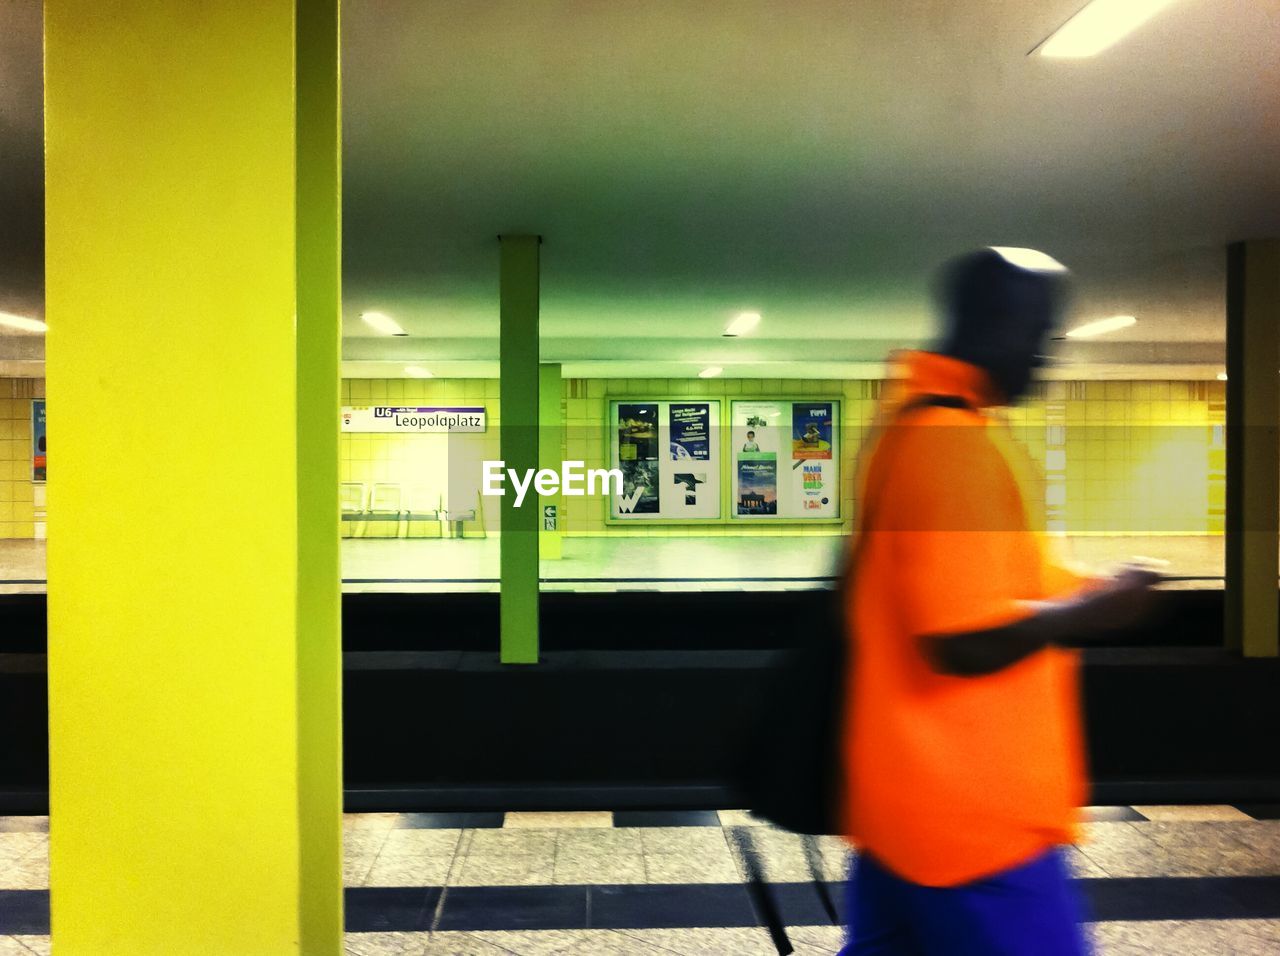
[907,847,1091,956]
[839,852,922,956]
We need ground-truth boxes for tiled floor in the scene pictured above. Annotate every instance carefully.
[0,535,1232,594]
[2,806,1279,953]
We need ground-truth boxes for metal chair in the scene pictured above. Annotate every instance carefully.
[444,489,487,539]
[367,482,405,538]
[339,482,366,538]
[403,489,444,538]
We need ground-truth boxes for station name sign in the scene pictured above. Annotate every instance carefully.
[341,406,486,434]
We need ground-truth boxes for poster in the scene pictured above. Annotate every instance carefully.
[618,403,659,462]
[791,402,833,460]
[671,471,707,509]
[734,402,783,457]
[737,454,777,515]
[799,460,832,513]
[619,460,660,514]
[610,400,721,520]
[731,399,840,519]
[669,403,710,460]
[31,400,46,483]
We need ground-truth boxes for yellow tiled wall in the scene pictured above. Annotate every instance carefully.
[337,376,1226,541]
[564,378,1225,538]
[1045,381,1224,536]
[0,379,41,539]
[0,373,1233,537]
[0,375,1224,541]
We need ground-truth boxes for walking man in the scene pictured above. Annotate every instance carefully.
[840,247,1160,955]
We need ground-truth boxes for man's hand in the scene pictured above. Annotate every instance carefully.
[923,564,1165,677]
[1068,564,1164,634]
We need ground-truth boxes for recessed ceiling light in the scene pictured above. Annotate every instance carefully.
[361,311,407,336]
[1217,372,1228,382]
[0,311,48,334]
[723,312,761,337]
[1034,0,1179,59]
[405,366,433,379]
[1065,315,1137,338]
[989,247,1068,273]
[698,366,723,379]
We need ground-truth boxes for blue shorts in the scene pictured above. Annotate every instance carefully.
[840,847,1091,956]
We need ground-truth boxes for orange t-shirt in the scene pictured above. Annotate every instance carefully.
[841,351,1090,887]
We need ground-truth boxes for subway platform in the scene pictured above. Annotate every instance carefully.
[2,807,1280,954]
[0,537,1239,596]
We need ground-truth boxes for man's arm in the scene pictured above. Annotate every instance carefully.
[920,567,1161,677]
[876,421,1161,679]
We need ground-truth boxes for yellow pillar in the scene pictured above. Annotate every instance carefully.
[44,1,343,953]
[1225,239,1280,658]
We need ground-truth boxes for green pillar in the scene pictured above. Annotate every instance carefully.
[1225,239,1280,658]
[539,363,564,560]
[500,236,540,663]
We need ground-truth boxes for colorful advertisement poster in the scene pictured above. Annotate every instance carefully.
[791,402,833,459]
[799,460,832,512]
[618,403,659,461]
[32,400,46,483]
[669,402,710,461]
[737,454,777,515]
[672,472,706,508]
[735,402,782,456]
[619,460,660,513]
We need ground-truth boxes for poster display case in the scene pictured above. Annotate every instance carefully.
[729,399,840,520]
[608,399,722,522]
[605,396,841,524]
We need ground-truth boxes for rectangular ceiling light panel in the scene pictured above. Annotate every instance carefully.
[1036,0,1179,58]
